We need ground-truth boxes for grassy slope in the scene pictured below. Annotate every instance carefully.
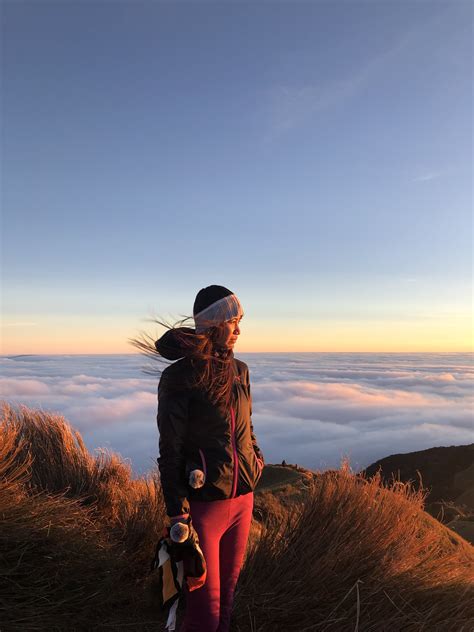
[1,403,473,632]
[363,444,474,545]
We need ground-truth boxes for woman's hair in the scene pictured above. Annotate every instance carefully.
[129,315,237,416]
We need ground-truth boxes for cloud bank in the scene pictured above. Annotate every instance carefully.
[1,353,472,476]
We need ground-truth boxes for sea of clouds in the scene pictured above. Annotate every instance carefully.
[1,353,473,476]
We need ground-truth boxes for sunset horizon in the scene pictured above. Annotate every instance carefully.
[3,3,472,357]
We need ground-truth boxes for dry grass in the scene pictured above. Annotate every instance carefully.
[1,401,473,631]
[236,463,474,632]
[0,402,167,631]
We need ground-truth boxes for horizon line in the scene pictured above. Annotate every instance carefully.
[2,350,473,357]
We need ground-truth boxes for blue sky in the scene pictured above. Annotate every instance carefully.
[2,1,472,352]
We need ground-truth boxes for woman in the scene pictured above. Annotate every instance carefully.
[153,285,265,632]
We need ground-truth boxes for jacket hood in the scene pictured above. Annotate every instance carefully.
[155,327,197,360]
[155,327,233,361]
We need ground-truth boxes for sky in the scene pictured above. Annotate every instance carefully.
[2,1,473,353]
[2,352,473,476]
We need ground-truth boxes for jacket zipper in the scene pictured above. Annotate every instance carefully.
[230,405,238,498]
[198,448,207,479]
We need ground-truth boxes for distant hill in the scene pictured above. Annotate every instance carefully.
[363,444,474,502]
[363,444,474,543]
[252,447,474,546]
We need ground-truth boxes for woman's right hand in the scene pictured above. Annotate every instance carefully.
[170,520,190,543]
[169,515,200,548]
[168,515,207,584]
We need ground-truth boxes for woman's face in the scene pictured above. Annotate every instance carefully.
[213,315,242,349]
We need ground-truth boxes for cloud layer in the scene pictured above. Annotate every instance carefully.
[1,353,472,475]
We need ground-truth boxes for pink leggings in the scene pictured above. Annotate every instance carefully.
[178,491,254,632]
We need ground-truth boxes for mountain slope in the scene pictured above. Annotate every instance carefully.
[363,443,474,544]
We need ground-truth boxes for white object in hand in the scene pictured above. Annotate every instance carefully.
[170,521,189,543]
[189,468,205,489]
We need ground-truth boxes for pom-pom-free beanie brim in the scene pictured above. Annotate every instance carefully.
[193,285,233,315]
[193,285,243,334]
[194,294,243,334]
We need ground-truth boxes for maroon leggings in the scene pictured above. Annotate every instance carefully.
[178,491,254,632]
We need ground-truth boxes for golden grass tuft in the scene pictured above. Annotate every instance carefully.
[236,461,474,631]
[0,402,167,630]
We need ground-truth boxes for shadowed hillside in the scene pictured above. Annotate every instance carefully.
[1,402,473,631]
[363,444,474,544]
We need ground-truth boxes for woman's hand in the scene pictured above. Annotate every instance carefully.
[169,515,200,548]
[170,520,190,543]
[168,515,207,588]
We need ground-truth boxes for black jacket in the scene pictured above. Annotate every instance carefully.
[155,328,265,518]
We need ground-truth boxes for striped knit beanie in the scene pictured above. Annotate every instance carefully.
[193,285,244,335]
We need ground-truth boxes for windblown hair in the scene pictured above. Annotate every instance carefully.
[129,316,237,416]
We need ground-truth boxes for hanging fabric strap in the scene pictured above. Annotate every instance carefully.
[152,536,184,631]
[151,526,207,630]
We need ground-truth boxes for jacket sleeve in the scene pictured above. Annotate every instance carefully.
[156,369,191,519]
[245,366,265,469]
